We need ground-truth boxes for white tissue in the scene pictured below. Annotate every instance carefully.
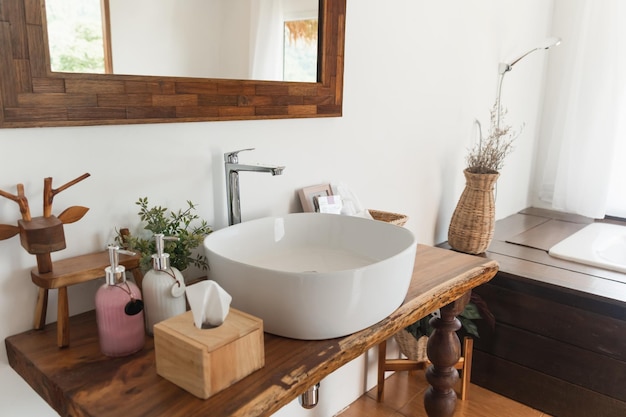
[185,280,232,329]
[331,182,372,218]
[316,195,343,214]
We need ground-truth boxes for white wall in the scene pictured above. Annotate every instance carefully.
[110,0,246,78]
[0,1,554,415]
[110,0,319,80]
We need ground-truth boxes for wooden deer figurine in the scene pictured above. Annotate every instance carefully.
[2,174,144,348]
[0,174,91,343]
[0,173,91,274]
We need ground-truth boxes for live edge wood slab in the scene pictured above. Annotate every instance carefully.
[6,244,498,417]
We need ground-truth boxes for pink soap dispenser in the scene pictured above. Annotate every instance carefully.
[95,245,145,357]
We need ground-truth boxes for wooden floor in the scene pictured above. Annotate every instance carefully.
[337,371,551,417]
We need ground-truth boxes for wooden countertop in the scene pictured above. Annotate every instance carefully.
[6,244,498,417]
[486,207,626,305]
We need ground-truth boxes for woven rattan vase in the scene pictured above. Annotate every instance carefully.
[447,169,500,254]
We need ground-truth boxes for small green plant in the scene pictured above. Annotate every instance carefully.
[404,293,495,340]
[405,303,483,340]
[116,197,212,273]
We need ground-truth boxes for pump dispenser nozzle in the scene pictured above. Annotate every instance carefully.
[143,234,186,334]
[151,234,180,271]
[105,245,136,285]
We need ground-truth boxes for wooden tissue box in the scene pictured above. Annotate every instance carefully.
[154,309,264,399]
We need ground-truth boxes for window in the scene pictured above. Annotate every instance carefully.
[283,18,318,82]
[45,0,111,73]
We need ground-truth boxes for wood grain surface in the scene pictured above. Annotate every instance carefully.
[6,244,498,417]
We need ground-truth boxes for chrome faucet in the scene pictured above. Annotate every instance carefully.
[225,148,285,226]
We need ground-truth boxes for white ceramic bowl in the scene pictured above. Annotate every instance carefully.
[203,213,417,339]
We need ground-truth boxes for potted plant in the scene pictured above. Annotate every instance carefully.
[116,197,212,273]
[447,103,524,254]
[396,293,495,362]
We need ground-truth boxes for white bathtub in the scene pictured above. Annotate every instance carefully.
[549,222,626,274]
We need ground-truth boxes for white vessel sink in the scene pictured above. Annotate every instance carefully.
[203,213,417,339]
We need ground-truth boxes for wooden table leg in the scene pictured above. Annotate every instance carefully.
[33,254,53,330]
[57,287,69,348]
[424,291,471,417]
[33,287,48,330]
[376,339,387,402]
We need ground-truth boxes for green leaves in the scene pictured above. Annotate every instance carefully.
[116,197,212,273]
[405,315,433,340]
[458,317,479,338]
[405,302,483,340]
[460,302,482,320]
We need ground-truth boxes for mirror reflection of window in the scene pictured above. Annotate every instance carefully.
[250,1,318,82]
[45,0,109,74]
[283,18,318,82]
[44,0,318,82]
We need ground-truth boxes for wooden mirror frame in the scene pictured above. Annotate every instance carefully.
[0,0,345,128]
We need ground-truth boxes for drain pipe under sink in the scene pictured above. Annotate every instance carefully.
[299,383,320,409]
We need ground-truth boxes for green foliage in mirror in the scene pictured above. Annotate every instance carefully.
[45,0,105,73]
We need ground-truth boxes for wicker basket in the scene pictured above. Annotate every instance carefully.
[394,331,429,362]
[447,169,500,254]
[369,209,408,226]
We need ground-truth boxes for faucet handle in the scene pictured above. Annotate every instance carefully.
[225,148,255,163]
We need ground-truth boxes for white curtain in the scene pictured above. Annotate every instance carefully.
[540,1,626,218]
[249,0,284,81]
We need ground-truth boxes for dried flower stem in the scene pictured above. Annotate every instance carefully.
[466,103,524,174]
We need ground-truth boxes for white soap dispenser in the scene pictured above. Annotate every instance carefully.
[142,233,187,335]
[95,245,145,357]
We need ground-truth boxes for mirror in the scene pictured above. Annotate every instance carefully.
[45,0,320,82]
[0,0,345,128]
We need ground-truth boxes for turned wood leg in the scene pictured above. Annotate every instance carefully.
[57,287,70,348]
[33,287,48,329]
[424,291,471,417]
